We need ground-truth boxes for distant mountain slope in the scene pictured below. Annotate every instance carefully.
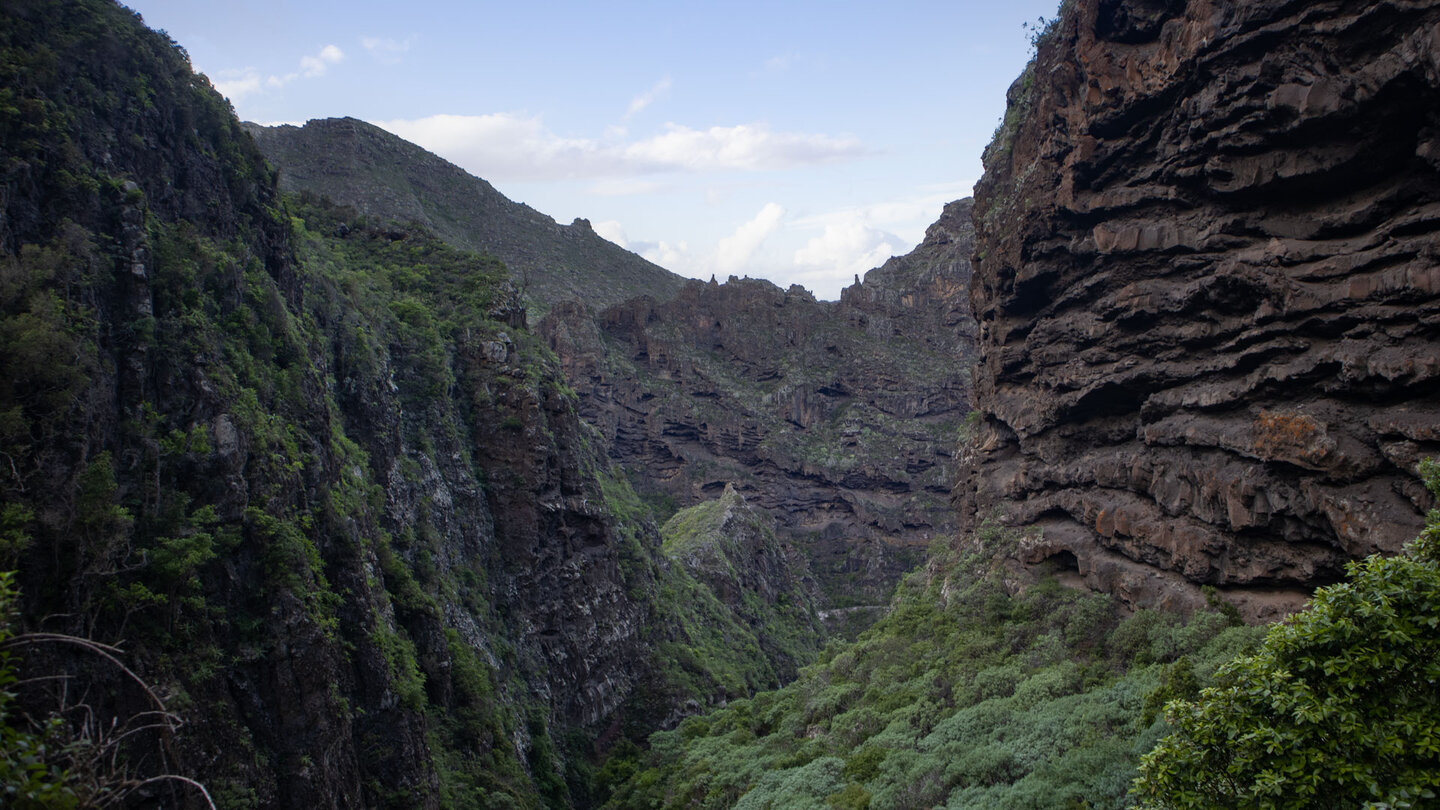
[246,117,687,313]
[540,200,978,623]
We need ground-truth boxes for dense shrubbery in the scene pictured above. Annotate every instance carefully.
[607,461,1440,810]
[1133,462,1440,809]
[606,525,1262,809]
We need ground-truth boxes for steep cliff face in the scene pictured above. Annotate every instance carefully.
[540,204,977,619]
[247,118,687,314]
[964,0,1440,618]
[0,3,806,806]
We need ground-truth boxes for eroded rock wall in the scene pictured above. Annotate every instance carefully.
[963,0,1440,619]
[541,201,977,616]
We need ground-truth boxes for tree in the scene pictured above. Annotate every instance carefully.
[1132,462,1440,809]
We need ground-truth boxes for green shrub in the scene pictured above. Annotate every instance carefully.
[1133,526,1440,808]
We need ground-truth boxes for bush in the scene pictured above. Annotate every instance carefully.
[1133,462,1440,808]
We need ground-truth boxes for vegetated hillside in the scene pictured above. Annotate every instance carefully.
[660,484,825,679]
[604,523,1264,810]
[962,0,1440,619]
[539,200,978,628]
[246,118,687,315]
[0,2,816,807]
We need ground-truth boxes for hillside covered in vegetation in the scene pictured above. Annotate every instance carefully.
[0,2,821,806]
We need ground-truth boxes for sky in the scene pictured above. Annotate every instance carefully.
[125,1,1061,299]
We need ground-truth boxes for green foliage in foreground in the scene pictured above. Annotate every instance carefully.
[0,571,79,808]
[606,527,1262,810]
[1133,463,1440,809]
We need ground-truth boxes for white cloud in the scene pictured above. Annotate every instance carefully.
[625,123,864,172]
[636,240,692,270]
[793,219,901,280]
[372,114,868,182]
[300,44,344,77]
[376,112,603,181]
[714,203,785,274]
[210,44,344,102]
[361,36,415,64]
[592,220,628,248]
[792,187,964,235]
[213,70,263,101]
[588,178,667,196]
[626,77,672,119]
[793,182,970,250]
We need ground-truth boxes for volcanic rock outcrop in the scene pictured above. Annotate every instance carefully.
[963,0,1440,618]
[541,201,978,618]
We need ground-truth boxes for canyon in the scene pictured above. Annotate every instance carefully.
[250,119,978,622]
[1,0,1437,807]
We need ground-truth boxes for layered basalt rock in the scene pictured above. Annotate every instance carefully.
[541,201,978,616]
[963,0,1440,619]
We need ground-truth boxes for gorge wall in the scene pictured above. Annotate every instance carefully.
[963,0,1440,618]
[249,119,980,621]
[0,3,819,806]
[539,201,977,617]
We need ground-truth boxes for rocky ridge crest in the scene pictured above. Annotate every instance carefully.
[246,117,687,314]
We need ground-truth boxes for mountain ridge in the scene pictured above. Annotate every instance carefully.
[245,117,688,314]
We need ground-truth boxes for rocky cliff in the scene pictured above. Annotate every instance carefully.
[540,201,977,621]
[963,0,1440,619]
[247,118,687,315]
[0,3,814,806]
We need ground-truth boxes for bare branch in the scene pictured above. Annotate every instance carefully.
[125,774,217,810]
[2,632,167,712]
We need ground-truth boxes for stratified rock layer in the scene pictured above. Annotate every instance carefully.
[963,0,1440,619]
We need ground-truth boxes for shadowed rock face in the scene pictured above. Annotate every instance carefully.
[963,0,1440,619]
[541,200,978,619]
